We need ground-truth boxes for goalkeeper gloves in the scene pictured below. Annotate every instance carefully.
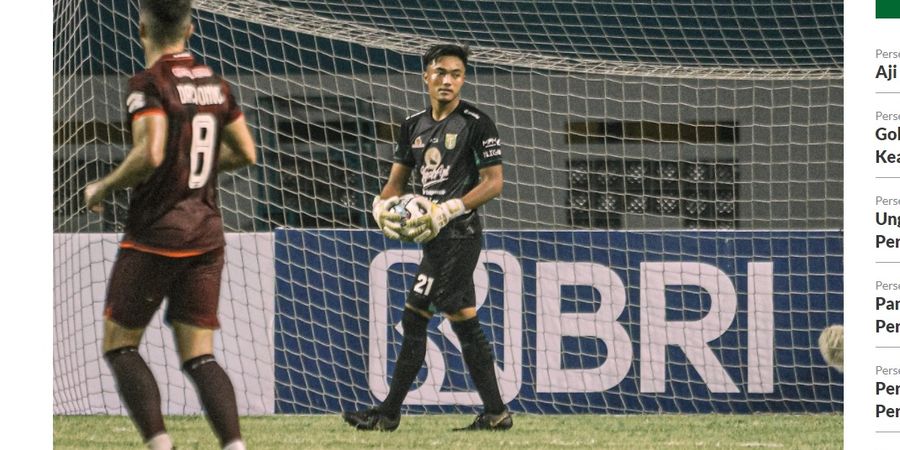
[372,195,403,240]
[405,198,467,243]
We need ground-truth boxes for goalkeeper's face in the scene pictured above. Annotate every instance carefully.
[424,56,466,105]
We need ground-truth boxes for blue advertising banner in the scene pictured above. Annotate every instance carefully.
[273,230,843,414]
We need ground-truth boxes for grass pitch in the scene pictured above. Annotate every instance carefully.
[54,413,842,449]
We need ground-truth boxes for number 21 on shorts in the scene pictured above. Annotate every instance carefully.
[414,274,434,296]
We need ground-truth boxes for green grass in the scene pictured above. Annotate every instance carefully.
[54,413,842,449]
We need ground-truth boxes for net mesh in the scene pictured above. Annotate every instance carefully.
[53,0,842,415]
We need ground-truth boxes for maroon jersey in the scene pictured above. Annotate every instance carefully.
[121,52,243,255]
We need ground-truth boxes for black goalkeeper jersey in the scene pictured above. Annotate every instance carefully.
[393,101,503,238]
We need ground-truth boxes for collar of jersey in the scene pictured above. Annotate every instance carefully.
[427,100,465,123]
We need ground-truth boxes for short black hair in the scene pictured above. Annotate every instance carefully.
[422,44,469,69]
[141,0,193,44]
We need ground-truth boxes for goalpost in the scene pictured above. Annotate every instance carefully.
[53,0,843,415]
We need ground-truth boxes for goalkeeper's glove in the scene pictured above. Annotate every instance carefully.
[372,195,403,240]
[405,198,467,243]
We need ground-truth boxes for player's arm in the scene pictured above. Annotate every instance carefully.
[379,163,413,199]
[84,113,167,213]
[218,115,257,172]
[460,164,503,210]
[372,162,413,240]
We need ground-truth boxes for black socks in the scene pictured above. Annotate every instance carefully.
[451,317,505,415]
[104,347,166,442]
[182,354,242,446]
[379,311,506,417]
[380,309,430,416]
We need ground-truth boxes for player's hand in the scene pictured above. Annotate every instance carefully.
[372,195,403,240]
[405,198,466,244]
[84,180,108,214]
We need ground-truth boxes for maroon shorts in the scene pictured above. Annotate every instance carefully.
[103,247,225,329]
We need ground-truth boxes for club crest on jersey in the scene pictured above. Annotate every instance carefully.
[444,133,457,150]
[412,136,425,149]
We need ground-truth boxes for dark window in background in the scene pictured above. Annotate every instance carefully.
[567,120,738,145]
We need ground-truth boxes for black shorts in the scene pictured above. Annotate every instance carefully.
[103,247,225,329]
[407,236,482,314]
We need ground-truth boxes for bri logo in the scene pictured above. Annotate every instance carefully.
[367,250,776,404]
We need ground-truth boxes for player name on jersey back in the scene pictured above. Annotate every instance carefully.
[175,83,226,106]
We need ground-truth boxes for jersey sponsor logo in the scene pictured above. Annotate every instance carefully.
[422,188,446,198]
[412,136,425,149]
[194,67,213,78]
[424,147,441,166]
[421,147,451,188]
[171,66,214,79]
[444,133,457,149]
[126,92,146,114]
[172,67,192,78]
[482,137,501,149]
[176,83,225,106]
[481,137,501,159]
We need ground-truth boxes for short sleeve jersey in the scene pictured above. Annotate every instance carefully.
[122,52,243,254]
[393,101,502,237]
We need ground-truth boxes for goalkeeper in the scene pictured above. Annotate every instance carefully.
[343,43,509,431]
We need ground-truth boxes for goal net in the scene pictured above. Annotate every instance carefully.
[53,0,843,415]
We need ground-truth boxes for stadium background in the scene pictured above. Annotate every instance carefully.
[53,0,843,418]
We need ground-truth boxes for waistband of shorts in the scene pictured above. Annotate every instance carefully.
[119,240,220,258]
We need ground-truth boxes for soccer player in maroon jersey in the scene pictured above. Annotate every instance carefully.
[343,44,511,432]
[83,1,255,449]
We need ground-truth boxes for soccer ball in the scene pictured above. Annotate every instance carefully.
[391,194,428,228]
[818,324,843,373]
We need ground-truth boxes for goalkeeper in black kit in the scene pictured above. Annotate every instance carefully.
[342,43,510,431]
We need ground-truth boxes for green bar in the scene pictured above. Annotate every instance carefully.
[878,0,900,18]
